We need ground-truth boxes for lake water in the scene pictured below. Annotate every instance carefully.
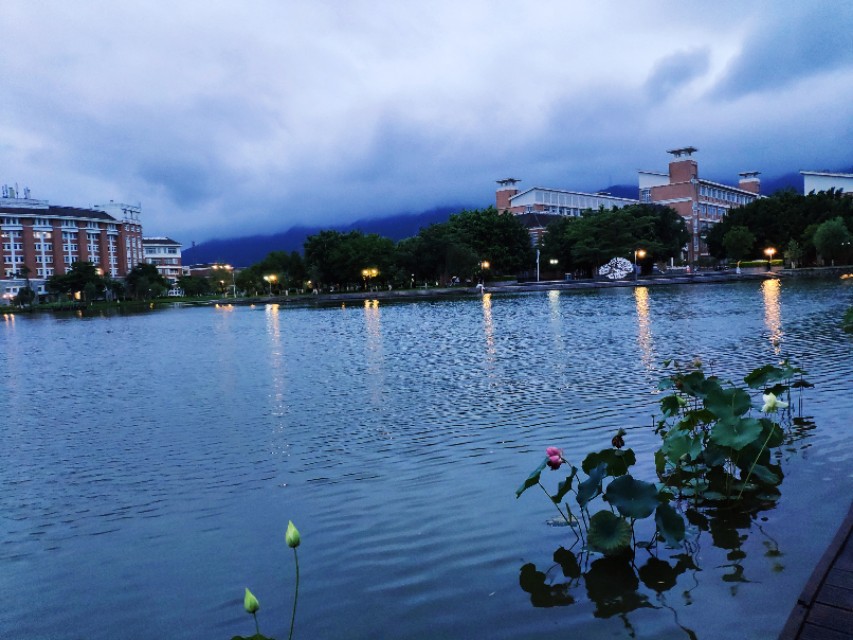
[1,278,852,639]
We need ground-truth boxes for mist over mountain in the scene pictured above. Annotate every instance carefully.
[181,170,829,267]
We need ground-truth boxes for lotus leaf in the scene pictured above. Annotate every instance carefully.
[587,510,632,554]
[661,432,703,464]
[660,395,682,417]
[516,459,547,498]
[582,448,636,476]
[550,466,578,504]
[605,475,659,519]
[576,463,607,509]
[654,503,686,547]
[705,387,752,420]
[710,416,762,450]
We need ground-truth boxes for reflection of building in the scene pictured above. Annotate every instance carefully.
[142,237,182,284]
[1,186,144,302]
[496,178,639,245]
[639,148,761,263]
[801,171,853,195]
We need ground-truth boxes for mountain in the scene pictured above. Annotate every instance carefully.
[182,205,465,266]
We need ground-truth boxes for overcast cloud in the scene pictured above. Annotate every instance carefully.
[1,1,851,243]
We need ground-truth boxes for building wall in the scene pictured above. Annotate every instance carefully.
[1,193,143,301]
[802,172,853,195]
[143,238,183,283]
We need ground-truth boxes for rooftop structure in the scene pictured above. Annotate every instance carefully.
[639,149,761,263]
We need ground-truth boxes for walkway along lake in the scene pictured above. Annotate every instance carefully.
[1,277,851,639]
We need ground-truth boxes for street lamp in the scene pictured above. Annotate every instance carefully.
[361,267,379,290]
[213,263,236,297]
[764,247,776,271]
[263,274,277,295]
[634,249,646,281]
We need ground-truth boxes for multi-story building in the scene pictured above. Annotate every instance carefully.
[142,237,182,284]
[801,171,853,195]
[1,186,144,302]
[639,148,761,263]
[496,178,639,244]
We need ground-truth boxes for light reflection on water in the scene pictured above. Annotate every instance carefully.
[1,279,852,640]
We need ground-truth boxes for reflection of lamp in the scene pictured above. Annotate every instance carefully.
[634,249,646,281]
[764,247,776,271]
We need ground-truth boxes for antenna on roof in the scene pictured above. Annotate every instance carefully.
[496,178,521,187]
[666,147,698,158]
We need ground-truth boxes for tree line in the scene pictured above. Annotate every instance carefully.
[216,204,691,294]
[706,188,853,267]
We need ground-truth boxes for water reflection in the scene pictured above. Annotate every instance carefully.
[265,304,289,458]
[633,287,654,369]
[761,279,783,354]
[363,299,385,406]
[482,293,495,358]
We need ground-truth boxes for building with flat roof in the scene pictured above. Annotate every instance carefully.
[801,171,853,195]
[496,178,639,245]
[639,148,761,263]
[143,237,182,284]
[1,186,144,302]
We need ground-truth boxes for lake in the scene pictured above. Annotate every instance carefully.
[1,277,852,639]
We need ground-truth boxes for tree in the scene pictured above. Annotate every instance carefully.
[125,263,168,300]
[813,217,853,266]
[722,226,756,262]
[45,261,105,301]
[784,239,804,269]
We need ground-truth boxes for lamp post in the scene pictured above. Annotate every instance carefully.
[634,249,646,281]
[263,274,277,295]
[361,267,379,291]
[213,263,236,297]
[764,247,776,271]
[536,249,540,282]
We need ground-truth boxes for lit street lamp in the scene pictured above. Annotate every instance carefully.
[263,274,277,295]
[764,247,776,271]
[634,249,646,281]
[213,263,236,297]
[361,267,379,290]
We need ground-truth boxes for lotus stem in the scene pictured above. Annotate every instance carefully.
[289,548,300,640]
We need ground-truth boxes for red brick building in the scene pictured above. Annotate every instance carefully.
[1,186,144,301]
[639,148,761,263]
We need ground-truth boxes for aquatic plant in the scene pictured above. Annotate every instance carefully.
[232,521,302,640]
[516,360,812,632]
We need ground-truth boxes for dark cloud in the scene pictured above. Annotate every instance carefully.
[713,4,853,98]
[644,48,711,101]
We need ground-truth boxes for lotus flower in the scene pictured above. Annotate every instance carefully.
[545,447,563,470]
[761,392,788,413]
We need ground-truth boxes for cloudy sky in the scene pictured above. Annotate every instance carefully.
[1,1,851,243]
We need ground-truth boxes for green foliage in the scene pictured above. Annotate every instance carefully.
[519,359,811,562]
[45,261,106,300]
[125,263,169,300]
[540,204,689,276]
[722,225,755,261]
[844,307,853,333]
[706,188,853,265]
[813,216,853,265]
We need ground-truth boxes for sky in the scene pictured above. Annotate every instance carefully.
[1,1,851,244]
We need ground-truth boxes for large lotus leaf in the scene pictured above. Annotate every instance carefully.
[576,463,607,509]
[677,408,717,430]
[744,363,802,389]
[661,432,703,464]
[700,442,730,468]
[550,466,578,504]
[587,510,632,555]
[678,371,719,398]
[605,475,659,519]
[710,416,763,451]
[516,459,548,498]
[744,463,781,486]
[705,387,751,420]
[655,503,686,547]
[582,448,636,476]
[660,395,683,417]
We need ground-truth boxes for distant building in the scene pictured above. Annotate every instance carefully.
[801,171,853,195]
[1,186,144,303]
[142,237,183,284]
[639,148,761,263]
[496,178,639,245]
